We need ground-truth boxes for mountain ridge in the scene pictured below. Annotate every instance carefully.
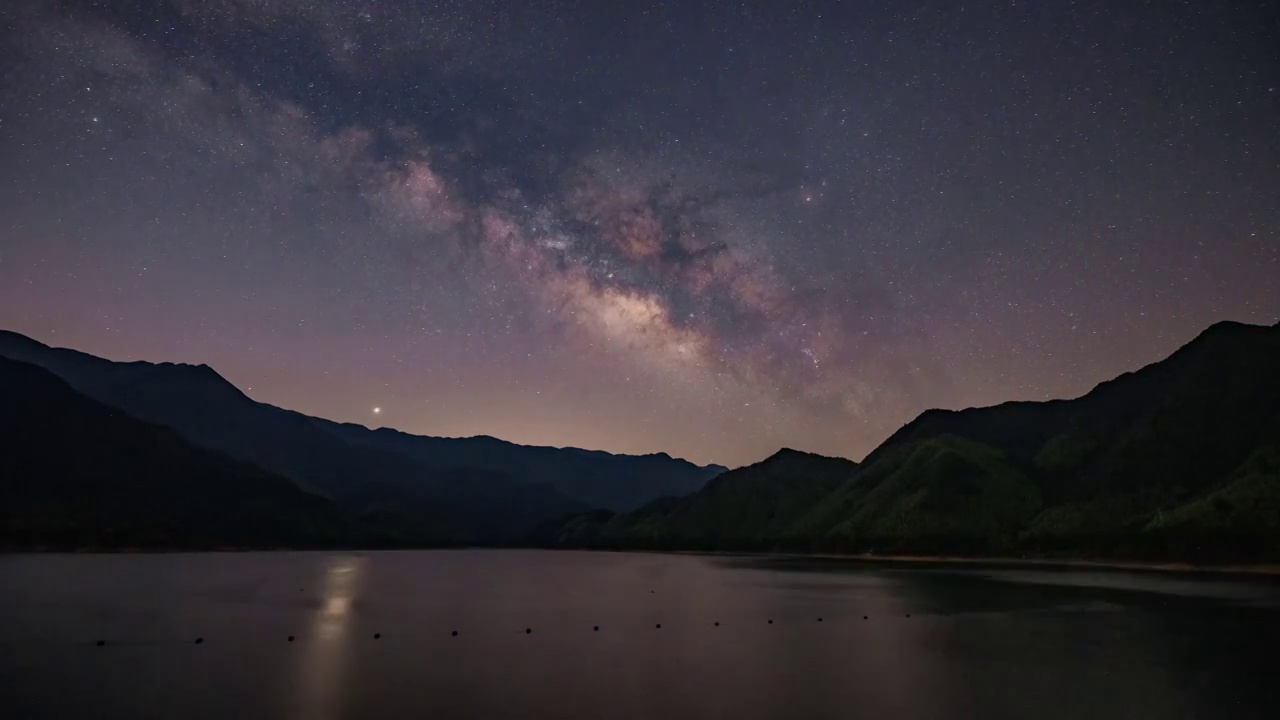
[541,320,1280,562]
[5,321,1277,560]
[0,330,722,471]
[0,329,723,542]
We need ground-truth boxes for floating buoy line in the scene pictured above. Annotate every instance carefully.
[79,612,920,648]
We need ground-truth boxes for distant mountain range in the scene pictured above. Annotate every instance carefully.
[0,330,724,548]
[4,321,1278,561]
[537,321,1280,563]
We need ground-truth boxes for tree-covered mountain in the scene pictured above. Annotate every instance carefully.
[541,321,1280,563]
[0,357,350,550]
[530,448,857,550]
[0,330,723,544]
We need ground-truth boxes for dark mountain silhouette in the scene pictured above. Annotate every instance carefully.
[0,330,722,543]
[0,357,349,550]
[542,321,1280,563]
[531,448,858,550]
[327,425,723,512]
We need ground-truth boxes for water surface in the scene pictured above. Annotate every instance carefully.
[2,550,1277,719]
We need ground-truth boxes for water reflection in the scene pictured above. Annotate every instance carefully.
[3,552,1278,719]
[294,555,365,720]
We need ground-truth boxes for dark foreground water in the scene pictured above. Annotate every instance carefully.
[2,551,1279,719]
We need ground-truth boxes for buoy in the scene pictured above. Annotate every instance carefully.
[713,622,719,627]
[593,625,599,632]
[655,623,661,629]
[817,617,824,622]
[451,630,458,637]
[906,614,912,618]
[194,637,204,645]
[767,619,773,624]
[287,635,295,642]
[96,640,106,647]
[373,633,381,639]
[525,628,532,634]
[862,615,868,620]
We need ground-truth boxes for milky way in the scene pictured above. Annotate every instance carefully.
[1,0,1277,466]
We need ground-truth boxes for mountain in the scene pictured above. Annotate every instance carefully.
[0,357,349,550]
[532,448,858,550]
[0,330,722,542]
[328,425,723,512]
[543,321,1280,562]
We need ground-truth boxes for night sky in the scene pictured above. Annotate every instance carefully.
[1,0,1277,467]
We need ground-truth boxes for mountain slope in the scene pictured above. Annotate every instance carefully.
[878,322,1277,482]
[0,330,721,540]
[798,321,1280,560]
[538,449,858,550]
[795,436,1042,554]
[332,424,723,512]
[542,321,1280,562]
[1143,422,1280,560]
[0,357,349,550]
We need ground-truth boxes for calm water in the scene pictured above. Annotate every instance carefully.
[2,551,1278,719]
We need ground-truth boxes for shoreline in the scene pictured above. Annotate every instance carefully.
[685,550,1280,577]
[6,545,1280,576]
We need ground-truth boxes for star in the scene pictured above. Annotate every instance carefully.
[0,0,1273,467]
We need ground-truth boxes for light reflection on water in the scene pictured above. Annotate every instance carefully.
[294,555,365,720]
[981,569,1280,604]
[0,551,1277,720]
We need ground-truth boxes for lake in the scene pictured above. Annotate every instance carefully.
[2,550,1278,719]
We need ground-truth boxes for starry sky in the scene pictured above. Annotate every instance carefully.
[1,0,1277,467]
